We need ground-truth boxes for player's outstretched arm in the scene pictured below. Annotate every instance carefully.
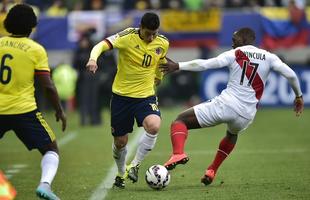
[294,96,304,117]
[159,57,179,74]
[36,74,67,131]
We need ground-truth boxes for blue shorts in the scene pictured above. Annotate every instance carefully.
[0,109,56,150]
[110,93,161,136]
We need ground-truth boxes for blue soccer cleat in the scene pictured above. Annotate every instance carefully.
[36,182,60,200]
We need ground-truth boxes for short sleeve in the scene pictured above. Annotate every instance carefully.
[34,45,50,72]
[106,28,135,49]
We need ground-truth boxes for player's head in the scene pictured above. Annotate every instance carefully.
[4,4,37,37]
[139,12,160,43]
[232,27,256,49]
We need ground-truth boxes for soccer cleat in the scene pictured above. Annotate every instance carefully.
[113,175,125,189]
[164,153,189,170]
[36,182,60,200]
[126,164,140,183]
[201,169,215,186]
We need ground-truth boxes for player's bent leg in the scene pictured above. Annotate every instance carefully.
[164,108,201,170]
[127,115,160,183]
[113,135,128,187]
[36,142,60,199]
[203,131,237,185]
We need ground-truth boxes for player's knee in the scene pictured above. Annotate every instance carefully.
[38,141,59,155]
[226,131,238,144]
[144,123,160,135]
[114,138,127,149]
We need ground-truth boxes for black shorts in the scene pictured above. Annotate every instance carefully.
[110,93,161,136]
[0,109,56,150]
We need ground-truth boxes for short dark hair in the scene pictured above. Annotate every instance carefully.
[237,27,256,45]
[140,12,160,30]
[4,4,37,36]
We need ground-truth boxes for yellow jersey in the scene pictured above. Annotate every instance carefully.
[0,36,50,114]
[106,28,169,98]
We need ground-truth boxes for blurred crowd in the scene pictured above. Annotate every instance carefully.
[0,0,308,17]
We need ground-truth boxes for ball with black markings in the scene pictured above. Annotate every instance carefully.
[145,164,171,190]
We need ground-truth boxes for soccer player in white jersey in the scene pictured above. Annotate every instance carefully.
[160,27,304,186]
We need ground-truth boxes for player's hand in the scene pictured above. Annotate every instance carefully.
[86,59,98,74]
[55,110,67,131]
[159,57,179,75]
[294,95,304,117]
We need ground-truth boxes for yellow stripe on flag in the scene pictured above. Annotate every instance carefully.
[260,7,289,20]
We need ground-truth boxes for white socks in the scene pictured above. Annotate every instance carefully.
[112,144,127,176]
[131,131,157,166]
[40,151,59,185]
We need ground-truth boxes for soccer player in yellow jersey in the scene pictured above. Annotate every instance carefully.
[86,12,169,188]
[0,4,66,200]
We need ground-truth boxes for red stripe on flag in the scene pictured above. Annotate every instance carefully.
[261,29,309,50]
[235,49,264,100]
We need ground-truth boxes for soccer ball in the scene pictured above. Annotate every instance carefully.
[145,165,171,190]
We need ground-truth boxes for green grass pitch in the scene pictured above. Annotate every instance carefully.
[1,108,310,200]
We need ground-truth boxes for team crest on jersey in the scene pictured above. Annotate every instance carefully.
[155,47,163,55]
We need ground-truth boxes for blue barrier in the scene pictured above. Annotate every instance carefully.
[34,16,76,50]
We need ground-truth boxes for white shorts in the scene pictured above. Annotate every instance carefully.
[193,97,253,134]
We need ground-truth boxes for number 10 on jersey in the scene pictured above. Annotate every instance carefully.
[142,54,152,67]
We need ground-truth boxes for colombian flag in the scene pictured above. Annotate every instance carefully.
[0,171,16,200]
[261,7,309,50]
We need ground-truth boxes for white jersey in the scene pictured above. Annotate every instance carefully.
[179,45,302,119]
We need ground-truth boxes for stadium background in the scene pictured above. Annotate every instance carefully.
[1,0,310,110]
[0,1,310,200]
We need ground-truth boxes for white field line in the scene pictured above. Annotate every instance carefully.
[89,128,145,200]
[4,131,77,179]
[57,131,78,147]
[4,165,28,179]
